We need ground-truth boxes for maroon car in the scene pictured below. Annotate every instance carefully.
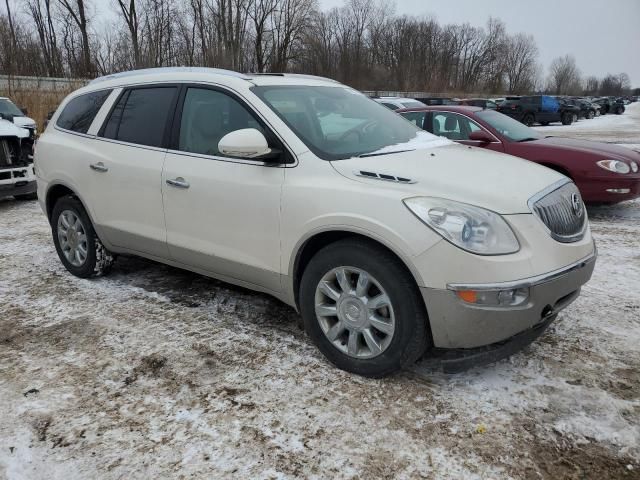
[397,106,640,204]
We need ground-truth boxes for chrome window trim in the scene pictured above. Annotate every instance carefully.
[447,245,597,292]
[165,148,289,168]
[94,136,168,153]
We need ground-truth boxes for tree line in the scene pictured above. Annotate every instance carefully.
[0,0,635,96]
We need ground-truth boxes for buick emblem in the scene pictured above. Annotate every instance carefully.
[571,193,584,218]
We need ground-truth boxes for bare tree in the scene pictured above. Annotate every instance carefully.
[503,33,538,93]
[115,0,141,68]
[56,0,92,76]
[548,54,581,95]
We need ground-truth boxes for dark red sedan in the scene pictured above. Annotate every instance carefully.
[397,106,640,204]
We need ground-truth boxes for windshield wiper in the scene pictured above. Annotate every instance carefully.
[358,149,414,158]
[516,137,539,143]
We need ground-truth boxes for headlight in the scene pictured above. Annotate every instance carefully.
[630,161,638,173]
[403,197,520,255]
[597,159,630,174]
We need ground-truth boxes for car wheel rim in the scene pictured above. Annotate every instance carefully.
[314,266,395,359]
[57,210,88,267]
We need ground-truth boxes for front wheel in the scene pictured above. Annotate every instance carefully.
[587,110,595,119]
[51,195,115,278]
[299,238,429,377]
[562,113,573,125]
[522,114,535,127]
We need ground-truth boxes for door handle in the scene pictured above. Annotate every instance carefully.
[90,162,108,172]
[166,177,190,189]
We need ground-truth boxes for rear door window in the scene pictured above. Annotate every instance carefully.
[56,89,112,133]
[100,86,177,148]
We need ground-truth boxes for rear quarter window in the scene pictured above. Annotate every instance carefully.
[56,90,112,133]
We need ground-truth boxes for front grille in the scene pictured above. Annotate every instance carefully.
[530,181,586,243]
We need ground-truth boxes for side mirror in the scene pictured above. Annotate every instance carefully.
[218,128,279,160]
[468,131,493,144]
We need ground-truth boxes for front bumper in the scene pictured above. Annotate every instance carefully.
[421,249,596,350]
[0,179,37,198]
[578,176,640,203]
[0,164,37,199]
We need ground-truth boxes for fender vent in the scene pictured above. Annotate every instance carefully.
[355,170,416,184]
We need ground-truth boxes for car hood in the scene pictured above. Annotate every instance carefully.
[12,115,37,129]
[0,119,29,138]
[532,137,640,161]
[330,144,564,214]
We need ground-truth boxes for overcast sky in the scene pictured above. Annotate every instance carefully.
[321,0,640,86]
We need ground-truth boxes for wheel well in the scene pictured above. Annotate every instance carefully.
[45,184,75,222]
[292,231,419,310]
[540,163,573,180]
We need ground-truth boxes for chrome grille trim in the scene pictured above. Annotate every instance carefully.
[528,179,587,243]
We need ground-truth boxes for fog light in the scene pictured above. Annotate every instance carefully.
[456,287,529,307]
[606,188,631,194]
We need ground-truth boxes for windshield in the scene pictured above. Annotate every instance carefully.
[251,85,443,160]
[477,110,542,142]
[0,99,24,117]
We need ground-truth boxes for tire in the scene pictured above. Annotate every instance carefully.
[540,121,550,126]
[51,195,115,278]
[587,110,595,119]
[561,113,573,125]
[615,107,623,115]
[299,238,429,377]
[522,114,535,127]
[14,192,38,201]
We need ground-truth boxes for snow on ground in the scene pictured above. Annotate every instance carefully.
[1,111,640,479]
[532,101,640,144]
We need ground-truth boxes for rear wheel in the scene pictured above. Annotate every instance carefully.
[522,113,535,127]
[51,195,115,278]
[615,106,623,115]
[299,238,429,377]
[561,113,573,125]
[587,110,595,119]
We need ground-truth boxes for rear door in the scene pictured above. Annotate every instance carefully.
[161,85,285,293]
[91,85,179,258]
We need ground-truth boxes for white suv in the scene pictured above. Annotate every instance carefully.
[35,68,596,376]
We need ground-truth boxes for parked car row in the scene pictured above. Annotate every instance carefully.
[374,93,634,127]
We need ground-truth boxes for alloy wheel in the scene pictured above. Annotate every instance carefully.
[57,209,88,267]
[314,266,395,359]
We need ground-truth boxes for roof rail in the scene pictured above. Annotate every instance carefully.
[248,72,340,84]
[89,67,251,84]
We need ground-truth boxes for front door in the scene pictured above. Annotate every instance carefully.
[161,86,284,293]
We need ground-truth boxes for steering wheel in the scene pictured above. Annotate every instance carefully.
[336,120,379,143]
